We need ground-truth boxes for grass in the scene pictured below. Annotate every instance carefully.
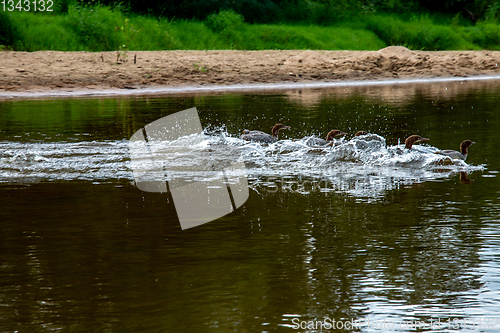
[366,14,478,50]
[2,5,500,52]
[464,23,500,50]
[11,11,82,51]
[366,13,500,51]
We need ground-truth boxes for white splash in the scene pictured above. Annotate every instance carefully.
[0,130,485,199]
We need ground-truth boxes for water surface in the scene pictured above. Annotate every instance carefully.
[1,79,500,332]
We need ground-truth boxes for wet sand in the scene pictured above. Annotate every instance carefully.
[2,46,500,98]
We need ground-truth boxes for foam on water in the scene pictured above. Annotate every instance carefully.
[0,131,485,198]
[223,132,485,199]
[0,140,131,183]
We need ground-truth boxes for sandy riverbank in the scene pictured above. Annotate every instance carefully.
[2,46,500,96]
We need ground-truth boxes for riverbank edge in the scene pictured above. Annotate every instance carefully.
[2,75,500,100]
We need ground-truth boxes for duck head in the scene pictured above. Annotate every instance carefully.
[326,130,347,141]
[355,131,368,136]
[271,123,291,138]
[405,135,430,149]
[460,140,475,154]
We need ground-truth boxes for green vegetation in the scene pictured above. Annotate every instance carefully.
[366,14,477,50]
[0,6,386,51]
[2,0,500,51]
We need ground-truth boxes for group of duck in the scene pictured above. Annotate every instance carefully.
[240,123,475,161]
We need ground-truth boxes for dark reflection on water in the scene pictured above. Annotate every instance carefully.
[1,79,500,332]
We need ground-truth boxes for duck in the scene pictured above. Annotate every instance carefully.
[241,123,291,143]
[355,131,368,136]
[405,135,430,149]
[304,130,347,146]
[434,140,475,160]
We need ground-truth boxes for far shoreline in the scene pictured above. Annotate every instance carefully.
[3,75,500,100]
[3,47,500,100]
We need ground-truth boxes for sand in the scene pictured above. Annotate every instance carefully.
[2,46,500,96]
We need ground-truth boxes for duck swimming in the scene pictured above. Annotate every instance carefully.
[241,123,291,143]
[405,135,430,149]
[305,130,347,146]
[355,131,368,136]
[434,140,475,160]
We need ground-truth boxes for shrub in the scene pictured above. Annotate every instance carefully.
[465,23,500,49]
[234,0,279,23]
[123,16,181,50]
[366,14,476,50]
[205,9,244,33]
[10,13,81,51]
[0,12,19,46]
[277,0,311,22]
[65,4,124,51]
[308,0,350,25]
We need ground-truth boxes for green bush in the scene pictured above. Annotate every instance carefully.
[7,11,83,51]
[308,0,350,25]
[234,0,279,23]
[0,11,19,46]
[277,0,311,22]
[465,23,500,49]
[53,0,77,14]
[65,4,124,51]
[6,3,500,52]
[205,9,245,33]
[482,1,500,23]
[366,14,476,50]
[121,17,181,50]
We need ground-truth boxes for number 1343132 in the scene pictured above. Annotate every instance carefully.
[2,0,53,12]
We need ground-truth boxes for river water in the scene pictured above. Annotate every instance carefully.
[1,79,500,332]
